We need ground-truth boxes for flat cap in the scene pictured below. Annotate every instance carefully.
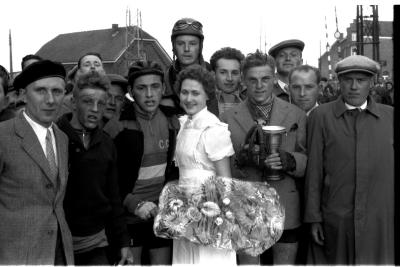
[335,55,380,76]
[14,60,66,90]
[107,73,128,92]
[268,39,305,58]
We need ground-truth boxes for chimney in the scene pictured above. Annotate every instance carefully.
[112,24,118,32]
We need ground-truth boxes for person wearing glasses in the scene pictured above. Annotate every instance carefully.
[268,39,305,103]
[162,18,219,116]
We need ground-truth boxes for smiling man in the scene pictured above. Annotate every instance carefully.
[57,71,132,265]
[210,47,245,116]
[289,65,322,116]
[304,55,394,265]
[221,51,307,265]
[269,39,305,102]
[0,60,73,265]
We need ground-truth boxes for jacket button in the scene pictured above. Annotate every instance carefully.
[47,230,54,235]
[46,184,53,189]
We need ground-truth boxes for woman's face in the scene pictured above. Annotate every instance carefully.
[179,79,208,116]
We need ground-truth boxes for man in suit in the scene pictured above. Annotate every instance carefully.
[221,51,307,265]
[0,60,74,265]
[268,39,305,102]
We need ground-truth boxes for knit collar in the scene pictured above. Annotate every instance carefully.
[133,102,158,121]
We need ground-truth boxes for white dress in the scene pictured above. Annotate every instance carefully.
[172,107,237,265]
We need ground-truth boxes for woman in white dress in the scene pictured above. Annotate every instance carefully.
[172,65,237,265]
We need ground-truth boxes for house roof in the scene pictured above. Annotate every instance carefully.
[36,25,172,64]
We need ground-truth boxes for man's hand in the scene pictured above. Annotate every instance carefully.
[134,201,158,220]
[264,153,282,170]
[311,222,325,246]
[118,247,133,265]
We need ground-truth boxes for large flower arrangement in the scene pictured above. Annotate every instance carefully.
[153,176,285,256]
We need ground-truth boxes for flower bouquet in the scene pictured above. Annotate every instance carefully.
[153,176,285,256]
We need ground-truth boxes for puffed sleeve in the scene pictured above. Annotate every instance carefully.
[202,123,235,162]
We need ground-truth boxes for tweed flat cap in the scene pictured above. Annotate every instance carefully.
[335,55,380,76]
[14,60,66,90]
[268,39,305,58]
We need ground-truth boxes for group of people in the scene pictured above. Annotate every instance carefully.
[0,17,394,266]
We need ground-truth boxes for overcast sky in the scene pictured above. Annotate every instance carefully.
[0,0,395,73]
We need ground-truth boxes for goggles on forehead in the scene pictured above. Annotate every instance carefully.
[173,19,203,32]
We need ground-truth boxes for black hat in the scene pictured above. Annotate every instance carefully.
[335,55,380,76]
[13,60,66,90]
[268,39,305,58]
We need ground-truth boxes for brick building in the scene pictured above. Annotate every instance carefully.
[35,24,172,76]
[319,20,393,81]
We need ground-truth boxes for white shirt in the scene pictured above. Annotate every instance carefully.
[278,79,288,93]
[345,100,368,111]
[306,102,319,116]
[23,112,58,165]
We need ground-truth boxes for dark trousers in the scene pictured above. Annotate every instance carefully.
[74,247,110,265]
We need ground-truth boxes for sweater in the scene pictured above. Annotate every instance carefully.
[57,113,130,249]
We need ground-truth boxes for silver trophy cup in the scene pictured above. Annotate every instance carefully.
[262,125,286,181]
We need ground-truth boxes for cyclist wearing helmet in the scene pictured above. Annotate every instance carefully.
[162,18,219,116]
[112,60,179,265]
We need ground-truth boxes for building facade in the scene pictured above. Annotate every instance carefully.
[319,20,393,81]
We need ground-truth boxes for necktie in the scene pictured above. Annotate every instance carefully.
[46,129,58,179]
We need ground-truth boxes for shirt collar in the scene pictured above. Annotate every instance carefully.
[277,79,288,93]
[23,111,53,133]
[306,102,319,116]
[189,106,208,121]
[333,96,381,118]
[345,100,368,110]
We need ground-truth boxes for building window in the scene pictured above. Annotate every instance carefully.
[352,33,357,41]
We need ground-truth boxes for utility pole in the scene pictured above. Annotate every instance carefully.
[9,29,13,78]
[355,5,379,62]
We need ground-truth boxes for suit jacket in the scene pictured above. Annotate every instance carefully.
[0,113,73,265]
[272,81,290,103]
[221,97,307,229]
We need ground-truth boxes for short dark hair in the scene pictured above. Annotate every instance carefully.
[320,76,328,82]
[77,52,103,69]
[73,71,110,97]
[174,65,215,100]
[128,60,164,86]
[289,65,321,84]
[242,50,275,77]
[21,54,43,70]
[209,47,245,71]
[0,65,10,95]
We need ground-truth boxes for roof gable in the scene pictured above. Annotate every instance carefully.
[36,26,158,63]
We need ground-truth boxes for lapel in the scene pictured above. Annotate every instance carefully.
[53,124,67,194]
[269,96,290,126]
[231,100,257,132]
[14,113,57,186]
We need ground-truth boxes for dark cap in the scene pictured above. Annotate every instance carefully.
[335,55,380,76]
[171,18,204,41]
[13,60,66,90]
[107,73,128,93]
[128,60,164,86]
[268,39,305,58]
